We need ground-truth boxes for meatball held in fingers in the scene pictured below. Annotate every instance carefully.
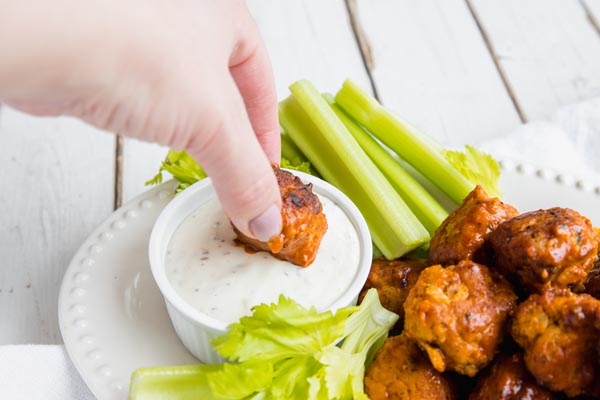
[233,165,327,267]
[403,261,517,377]
[429,185,518,266]
[489,208,598,292]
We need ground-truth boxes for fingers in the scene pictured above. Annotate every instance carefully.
[187,74,282,241]
[229,34,280,164]
[3,98,71,116]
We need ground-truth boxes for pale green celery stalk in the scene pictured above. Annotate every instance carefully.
[281,129,306,166]
[129,365,220,400]
[128,290,395,400]
[281,129,321,177]
[316,289,398,399]
[342,288,398,365]
[280,80,429,259]
[326,95,448,234]
[335,79,474,204]
[371,244,384,260]
[293,119,380,256]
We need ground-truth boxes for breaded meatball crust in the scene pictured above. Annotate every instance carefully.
[488,208,598,292]
[429,185,518,266]
[233,166,327,267]
[365,334,455,400]
[358,257,427,327]
[468,353,556,400]
[511,288,600,397]
[403,261,517,377]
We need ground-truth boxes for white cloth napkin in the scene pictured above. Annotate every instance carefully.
[477,97,600,186]
[0,345,94,400]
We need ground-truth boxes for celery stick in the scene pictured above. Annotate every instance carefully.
[129,365,219,400]
[281,129,306,166]
[335,79,474,204]
[280,80,429,259]
[371,243,383,260]
[281,129,321,177]
[327,96,448,235]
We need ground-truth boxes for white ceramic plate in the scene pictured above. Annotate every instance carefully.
[58,163,600,400]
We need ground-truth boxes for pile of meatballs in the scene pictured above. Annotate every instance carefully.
[359,186,600,400]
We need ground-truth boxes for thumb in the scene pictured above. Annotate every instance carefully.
[187,75,282,242]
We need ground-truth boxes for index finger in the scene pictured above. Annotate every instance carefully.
[229,36,280,164]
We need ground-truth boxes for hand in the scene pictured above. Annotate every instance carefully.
[0,0,282,240]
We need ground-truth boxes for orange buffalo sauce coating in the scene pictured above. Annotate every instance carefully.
[511,288,600,397]
[489,207,598,293]
[365,334,456,400]
[403,261,517,377]
[358,257,427,329]
[234,165,327,267]
[429,185,518,266]
[468,353,556,400]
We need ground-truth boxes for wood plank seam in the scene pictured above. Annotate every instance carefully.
[580,0,600,36]
[465,0,528,123]
[114,135,123,210]
[344,0,381,100]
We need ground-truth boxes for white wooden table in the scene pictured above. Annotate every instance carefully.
[1,0,600,345]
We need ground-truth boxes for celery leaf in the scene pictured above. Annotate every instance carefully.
[130,290,397,400]
[212,295,347,363]
[280,158,314,175]
[443,145,501,198]
[145,150,207,194]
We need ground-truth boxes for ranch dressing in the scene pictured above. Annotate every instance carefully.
[165,194,360,325]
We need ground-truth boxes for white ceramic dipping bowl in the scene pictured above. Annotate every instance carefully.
[148,170,372,364]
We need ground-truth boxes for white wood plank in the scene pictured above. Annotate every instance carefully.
[122,139,168,203]
[0,106,114,344]
[247,0,372,98]
[120,0,371,202]
[472,0,600,121]
[353,0,522,146]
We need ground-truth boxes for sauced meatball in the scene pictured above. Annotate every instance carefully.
[583,229,600,297]
[511,288,600,397]
[365,334,455,400]
[468,353,557,400]
[584,268,600,298]
[403,261,517,377]
[429,185,518,266]
[488,208,598,292]
[358,258,427,328]
[233,165,327,267]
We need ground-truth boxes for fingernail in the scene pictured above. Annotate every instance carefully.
[249,204,282,241]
